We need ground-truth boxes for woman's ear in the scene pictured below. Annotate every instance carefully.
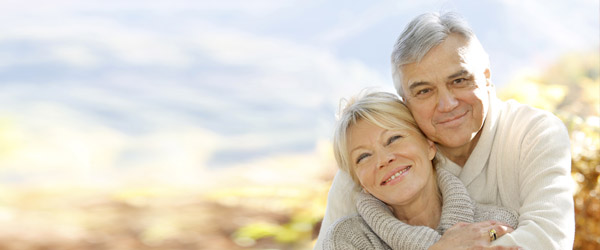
[427,139,436,161]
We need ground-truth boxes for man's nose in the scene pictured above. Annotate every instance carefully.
[436,88,459,112]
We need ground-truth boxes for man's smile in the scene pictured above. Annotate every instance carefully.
[435,110,469,127]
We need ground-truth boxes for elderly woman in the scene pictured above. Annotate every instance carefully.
[322,91,519,250]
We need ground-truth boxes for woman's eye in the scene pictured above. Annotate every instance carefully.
[387,135,402,145]
[356,153,370,164]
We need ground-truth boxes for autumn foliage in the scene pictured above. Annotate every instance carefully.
[499,51,600,250]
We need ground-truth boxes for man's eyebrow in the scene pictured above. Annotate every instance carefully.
[447,69,469,79]
[408,70,470,92]
[408,81,429,92]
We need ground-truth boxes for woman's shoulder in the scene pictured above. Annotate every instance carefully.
[322,214,390,250]
[327,214,367,233]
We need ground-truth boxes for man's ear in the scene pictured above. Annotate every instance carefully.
[484,68,492,87]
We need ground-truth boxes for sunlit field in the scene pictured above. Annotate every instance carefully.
[0,51,597,250]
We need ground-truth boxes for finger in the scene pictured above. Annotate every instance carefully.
[473,220,501,229]
[485,226,503,242]
[487,246,520,250]
[494,225,514,236]
[480,220,511,228]
[494,246,522,250]
[486,228,497,242]
[494,221,513,228]
[485,246,509,250]
[486,225,513,242]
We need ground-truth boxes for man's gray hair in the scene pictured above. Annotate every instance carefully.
[391,12,489,97]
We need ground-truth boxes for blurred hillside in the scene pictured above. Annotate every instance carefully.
[499,51,599,118]
[499,50,600,250]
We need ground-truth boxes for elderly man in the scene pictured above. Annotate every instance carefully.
[316,12,574,250]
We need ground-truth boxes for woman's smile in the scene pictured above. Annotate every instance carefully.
[381,165,412,186]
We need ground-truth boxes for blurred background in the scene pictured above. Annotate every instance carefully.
[0,0,597,249]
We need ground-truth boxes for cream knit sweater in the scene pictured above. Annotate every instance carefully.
[322,168,519,250]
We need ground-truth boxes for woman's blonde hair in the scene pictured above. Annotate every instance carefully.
[333,91,429,184]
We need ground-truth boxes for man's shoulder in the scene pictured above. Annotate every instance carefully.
[494,99,570,154]
[489,99,569,159]
[498,99,566,132]
[502,99,559,121]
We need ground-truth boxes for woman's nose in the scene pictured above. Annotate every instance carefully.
[378,151,395,169]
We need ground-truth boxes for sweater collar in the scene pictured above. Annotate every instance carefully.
[356,167,475,235]
[437,92,503,186]
[459,94,502,186]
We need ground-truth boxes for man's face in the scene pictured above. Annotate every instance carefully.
[399,33,491,150]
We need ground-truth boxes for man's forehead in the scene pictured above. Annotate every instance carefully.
[397,34,482,92]
[401,49,468,78]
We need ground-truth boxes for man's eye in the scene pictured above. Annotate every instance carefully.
[387,135,402,145]
[452,78,467,85]
[356,153,370,164]
[416,88,431,96]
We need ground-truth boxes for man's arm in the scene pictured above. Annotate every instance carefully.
[314,170,361,250]
[493,113,574,249]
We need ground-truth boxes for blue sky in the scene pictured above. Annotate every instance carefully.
[0,0,597,185]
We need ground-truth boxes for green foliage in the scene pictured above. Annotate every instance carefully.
[212,185,328,249]
[233,216,314,245]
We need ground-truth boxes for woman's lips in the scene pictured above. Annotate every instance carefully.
[381,165,412,185]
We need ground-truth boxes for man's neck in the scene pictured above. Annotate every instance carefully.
[439,130,483,167]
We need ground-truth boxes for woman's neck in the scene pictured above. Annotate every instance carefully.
[390,173,441,229]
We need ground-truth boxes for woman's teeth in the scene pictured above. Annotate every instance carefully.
[383,166,411,184]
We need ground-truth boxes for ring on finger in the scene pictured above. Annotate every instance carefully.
[489,228,497,241]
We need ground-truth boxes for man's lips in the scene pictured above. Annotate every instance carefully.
[436,110,468,125]
[380,165,412,185]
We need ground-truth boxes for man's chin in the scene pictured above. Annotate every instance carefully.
[435,135,472,150]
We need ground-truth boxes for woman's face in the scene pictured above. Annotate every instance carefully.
[348,119,437,206]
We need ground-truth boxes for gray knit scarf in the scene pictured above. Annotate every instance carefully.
[322,167,518,250]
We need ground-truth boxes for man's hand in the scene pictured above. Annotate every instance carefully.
[428,220,520,250]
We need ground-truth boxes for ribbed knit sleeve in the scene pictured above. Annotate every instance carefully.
[474,203,519,229]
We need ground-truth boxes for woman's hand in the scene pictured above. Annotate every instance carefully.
[428,220,520,250]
